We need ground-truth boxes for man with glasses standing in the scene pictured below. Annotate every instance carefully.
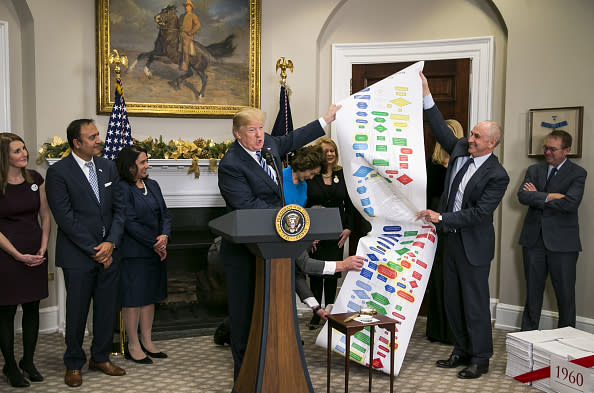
[518,130,587,331]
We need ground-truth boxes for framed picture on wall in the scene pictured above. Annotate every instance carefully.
[528,106,583,158]
[96,0,261,118]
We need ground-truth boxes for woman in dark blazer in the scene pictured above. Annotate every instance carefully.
[306,137,355,328]
[116,146,171,364]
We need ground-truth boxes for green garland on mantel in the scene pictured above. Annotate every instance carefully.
[37,135,233,163]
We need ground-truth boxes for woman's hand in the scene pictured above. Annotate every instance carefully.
[17,253,46,267]
[337,229,351,248]
[153,235,168,261]
[36,246,47,257]
[317,308,329,321]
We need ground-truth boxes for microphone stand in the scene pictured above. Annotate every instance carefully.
[263,148,285,207]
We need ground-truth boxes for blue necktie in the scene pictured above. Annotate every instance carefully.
[256,151,277,184]
[545,167,557,191]
[85,161,100,203]
[446,157,473,212]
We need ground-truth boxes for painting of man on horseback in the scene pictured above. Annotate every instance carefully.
[98,0,259,116]
[128,1,235,99]
[179,0,200,71]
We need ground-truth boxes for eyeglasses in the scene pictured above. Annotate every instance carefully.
[543,145,561,153]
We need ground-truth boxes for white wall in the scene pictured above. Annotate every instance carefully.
[3,0,593,329]
[495,0,594,325]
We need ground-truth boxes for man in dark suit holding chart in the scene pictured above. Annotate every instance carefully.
[416,73,509,379]
[518,130,586,331]
[217,105,340,379]
[46,119,126,387]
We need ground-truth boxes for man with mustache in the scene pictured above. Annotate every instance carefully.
[416,73,509,379]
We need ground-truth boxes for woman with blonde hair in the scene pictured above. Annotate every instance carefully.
[306,137,356,328]
[0,133,50,387]
[425,119,463,344]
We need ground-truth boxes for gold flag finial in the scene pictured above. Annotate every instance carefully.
[109,49,128,79]
[275,57,293,86]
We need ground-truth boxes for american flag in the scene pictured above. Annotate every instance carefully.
[103,78,133,160]
[271,85,294,166]
[270,85,293,137]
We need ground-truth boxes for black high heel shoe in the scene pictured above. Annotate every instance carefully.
[2,364,30,388]
[140,342,168,359]
[18,360,43,382]
[124,344,153,364]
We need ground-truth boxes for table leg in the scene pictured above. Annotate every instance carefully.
[345,332,350,393]
[369,326,374,392]
[327,324,331,393]
[390,328,395,393]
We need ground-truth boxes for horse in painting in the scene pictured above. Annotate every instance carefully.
[129,4,235,99]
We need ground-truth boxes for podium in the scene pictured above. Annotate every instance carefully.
[209,208,342,393]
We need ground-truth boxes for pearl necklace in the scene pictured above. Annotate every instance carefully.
[140,179,148,195]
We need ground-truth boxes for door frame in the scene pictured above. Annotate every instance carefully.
[0,21,10,133]
[331,36,494,131]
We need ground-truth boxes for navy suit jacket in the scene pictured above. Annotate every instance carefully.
[119,178,172,258]
[46,153,125,269]
[218,120,325,210]
[425,105,510,266]
[518,160,586,252]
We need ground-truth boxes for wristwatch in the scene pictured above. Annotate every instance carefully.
[438,215,443,222]
[312,305,322,314]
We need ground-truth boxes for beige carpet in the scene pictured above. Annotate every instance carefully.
[2,317,540,392]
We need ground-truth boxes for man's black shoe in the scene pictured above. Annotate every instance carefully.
[214,320,231,346]
[457,363,489,379]
[436,354,470,368]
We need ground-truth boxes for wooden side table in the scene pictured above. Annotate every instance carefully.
[326,313,396,393]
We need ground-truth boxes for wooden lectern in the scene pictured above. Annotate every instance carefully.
[209,208,342,393]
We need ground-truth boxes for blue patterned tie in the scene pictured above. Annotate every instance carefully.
[256,151,277,184]
[85,161,100,203]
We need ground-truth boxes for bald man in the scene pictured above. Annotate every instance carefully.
[416,73,509,379]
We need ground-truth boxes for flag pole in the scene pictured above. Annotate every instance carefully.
[272,58,295,166]
[275,56,293,87]
[108,48,128,357]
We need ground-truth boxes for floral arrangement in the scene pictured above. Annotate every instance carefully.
[37,136,233,162]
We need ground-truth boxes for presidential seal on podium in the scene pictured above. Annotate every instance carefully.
[275,204,310,241]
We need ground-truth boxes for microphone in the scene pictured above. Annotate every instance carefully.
[263,148,285,206]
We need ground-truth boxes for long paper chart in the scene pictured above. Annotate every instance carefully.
[316,61,437,376]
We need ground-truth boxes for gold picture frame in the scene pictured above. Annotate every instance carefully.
[96,0,261,118]
[528,106,583,158]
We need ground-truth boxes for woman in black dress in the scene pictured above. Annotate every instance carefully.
[425,119,463,344]
[116,146,171,364]
[0,133,50,387]
[306,137,355,328]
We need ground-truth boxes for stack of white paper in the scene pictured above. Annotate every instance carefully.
[506,330,548,380]
[558,335,594,392]
[531,339,593,393]
[506,326,594,392]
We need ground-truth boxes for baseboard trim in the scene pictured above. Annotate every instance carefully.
[15,306,58,334]
[494,302,594,334]
[17,301,594,336]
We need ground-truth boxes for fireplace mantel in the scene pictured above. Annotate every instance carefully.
[142,159,225,207]
[47,158,225,208]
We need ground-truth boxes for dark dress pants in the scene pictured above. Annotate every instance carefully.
[521,236,578,331]
[62,261,119,370]
[442,232,492,366]
[221,238,255,380]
